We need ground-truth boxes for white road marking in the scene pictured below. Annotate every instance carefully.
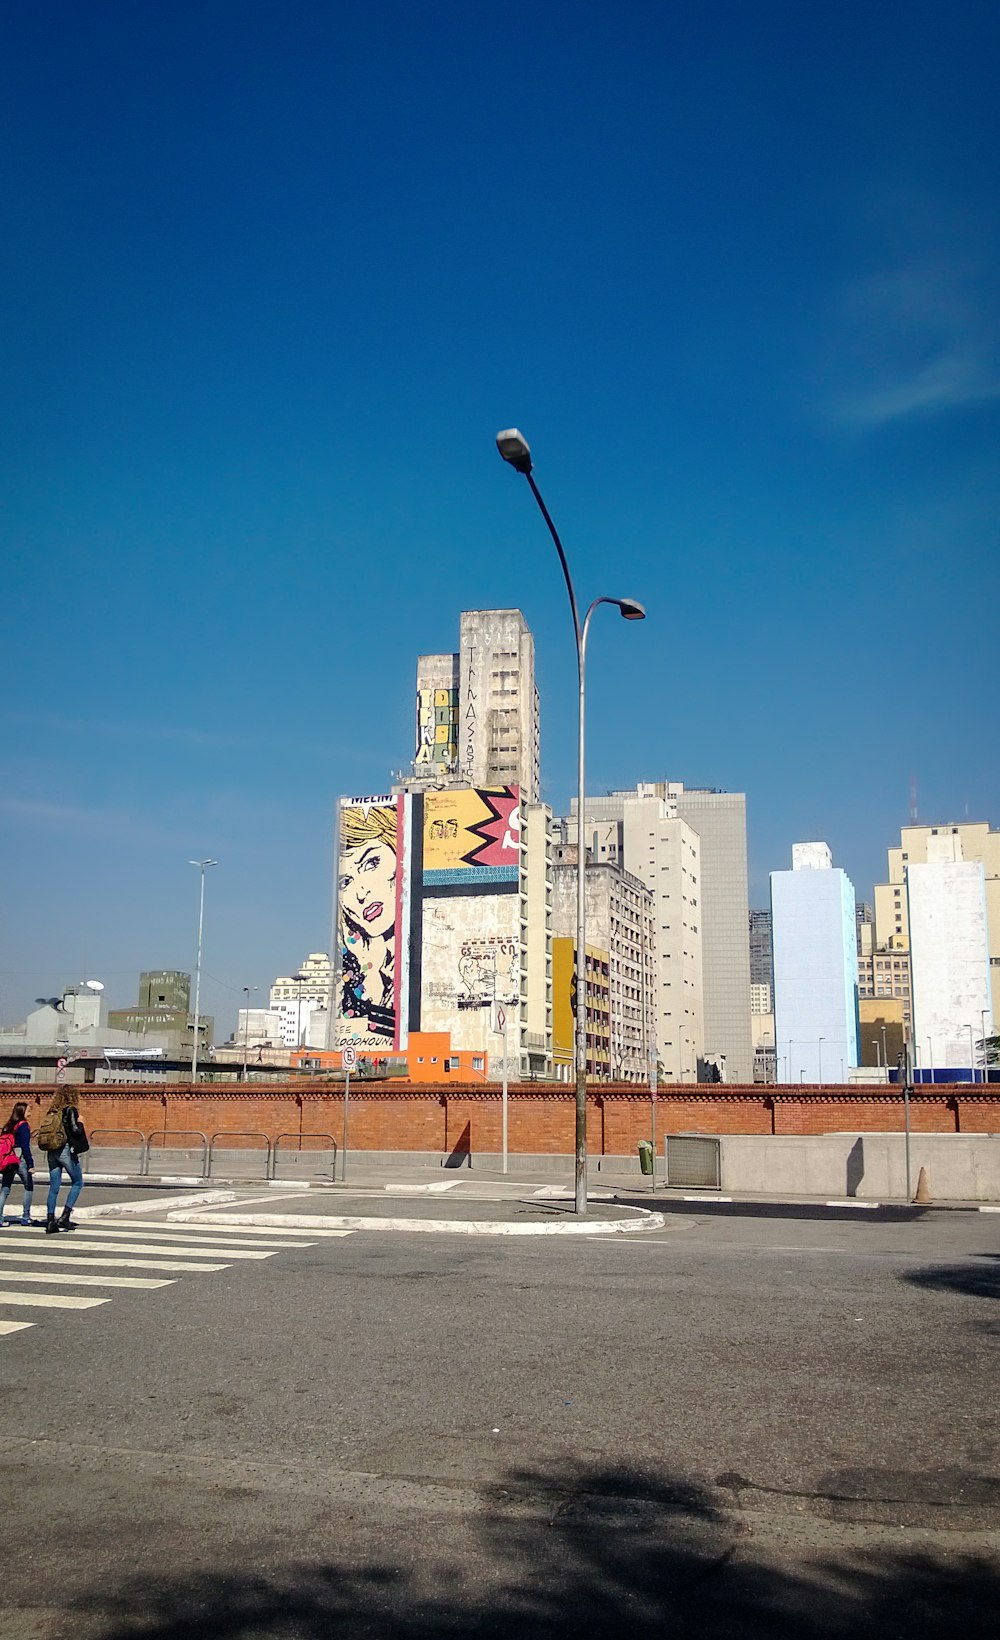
[0,1238,274,1261]
[683,1195,733,1203]
[0,1290,109,1310]
[825,1200,880,1209]
[0,1320,33,1335]
[172,1190,315,1212]
[0,1268,173,1290]
[979,1205,1000,1213]
[76,1225,315,1250]
[0,1250,229,1273]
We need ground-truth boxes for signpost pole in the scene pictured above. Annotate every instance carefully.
[341,1046,356,1182]
[501,1009,509,1176]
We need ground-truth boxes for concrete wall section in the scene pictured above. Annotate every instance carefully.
[719,1132,1000,1201]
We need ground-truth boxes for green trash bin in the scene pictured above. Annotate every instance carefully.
[637,1140,654,1176]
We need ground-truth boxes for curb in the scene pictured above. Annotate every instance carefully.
[166,1206,666,1237]
[75,1191,236,1220]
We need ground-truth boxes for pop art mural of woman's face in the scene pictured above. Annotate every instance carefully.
[339,838,397,943]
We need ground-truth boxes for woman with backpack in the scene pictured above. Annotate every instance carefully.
[0,1103,35,1227]
[37,1088,89,1235]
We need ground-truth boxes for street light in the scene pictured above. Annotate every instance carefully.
[497,427,645,1215]
[982,1009,992,1085]
[241,985,257,1082]
[818,1036,826,1084]
[189,859,217,1083]
[872,1038,881,1069]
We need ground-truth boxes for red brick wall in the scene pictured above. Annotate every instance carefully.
[2,1081,994,1151]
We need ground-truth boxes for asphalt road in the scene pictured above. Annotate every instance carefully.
[0,1198,997,1638]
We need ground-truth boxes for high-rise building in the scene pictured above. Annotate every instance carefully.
[403,609,540,802]
[333,785,552,1078]
[907,851,992,1074]
[771,842,859,1083]
[874,821,999,1026]
[270,953,334,1047]
[572,780,752,1081]
[749,909,773,989]
[551,844,656,1082]
[564,794,702,1082]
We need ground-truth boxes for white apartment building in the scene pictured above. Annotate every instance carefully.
[269,952,334,1046]
[874,821,999,1027]
[566,793,703,1082]
[573,780,753,1081]
[907,847,993,1074]
[771,842,859,1084]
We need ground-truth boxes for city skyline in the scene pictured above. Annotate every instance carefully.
[3,2,998,1031]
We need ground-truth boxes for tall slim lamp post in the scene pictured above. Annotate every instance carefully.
[189,859,217,1083]
[497,428,645,1215]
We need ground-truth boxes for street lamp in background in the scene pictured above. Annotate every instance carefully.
[818,1037,826,1084]
[496,428,646,1216]
[241,985,257,1082]
[983,1009,992,1084]
[189,859,217,1083]
[872,1038,881,1070]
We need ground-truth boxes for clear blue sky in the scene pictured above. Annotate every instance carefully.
[2,1,998,1035]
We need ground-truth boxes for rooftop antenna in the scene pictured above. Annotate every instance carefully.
[909,775,918,825]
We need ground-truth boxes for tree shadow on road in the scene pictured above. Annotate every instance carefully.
[902,1253,1000,1300]
[69,1459,1000,1640]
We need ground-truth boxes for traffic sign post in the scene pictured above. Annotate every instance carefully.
[493,1003,509,1175]
[341,1047,357,1182]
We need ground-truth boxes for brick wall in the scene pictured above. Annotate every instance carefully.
[3,1081,997,1153]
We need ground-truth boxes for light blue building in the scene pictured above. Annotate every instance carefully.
[771,842,860,1084]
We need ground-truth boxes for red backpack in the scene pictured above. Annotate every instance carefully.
[0,1130,19,1170]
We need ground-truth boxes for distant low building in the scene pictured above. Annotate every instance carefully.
[108,970,212,1060]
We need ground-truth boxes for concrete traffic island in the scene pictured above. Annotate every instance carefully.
[162,1191,666,1236]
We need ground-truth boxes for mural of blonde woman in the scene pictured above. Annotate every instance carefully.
[338,802,399,1044]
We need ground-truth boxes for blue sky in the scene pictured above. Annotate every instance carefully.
[2,1,998,1034]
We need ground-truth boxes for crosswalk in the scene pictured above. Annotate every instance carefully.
[0,1214,353,1341]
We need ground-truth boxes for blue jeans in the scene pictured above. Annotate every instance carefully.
[0,1163,33,1221]
[47,1147,83,1215]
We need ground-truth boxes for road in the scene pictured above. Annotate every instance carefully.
[0,1189,997,1637]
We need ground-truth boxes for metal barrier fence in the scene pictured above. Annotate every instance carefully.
[87,1129,336,1182]
[88,1129,148,1173]
[208,1131,272,1180]
[144,1130,209,1178]
[273,1132,338,1182]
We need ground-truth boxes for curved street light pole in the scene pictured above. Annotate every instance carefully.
[496,430,645,1215]
[189,859,217,1083]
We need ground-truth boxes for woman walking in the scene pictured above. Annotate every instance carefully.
[37,1088,89,1235]
[0,1102,36,1227]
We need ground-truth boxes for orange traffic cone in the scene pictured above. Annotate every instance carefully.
[913,1166,932,1205]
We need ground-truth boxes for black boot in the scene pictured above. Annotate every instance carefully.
[58,1207,76,1232]
[45,1215,60,1235]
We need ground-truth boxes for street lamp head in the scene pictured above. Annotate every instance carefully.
[189,858,218,869]
[615,598,646,621]
[496,428,533,475]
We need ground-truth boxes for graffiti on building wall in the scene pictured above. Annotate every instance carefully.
[422,786,520,886]
[414,686,458,769]
[457,937,519,1009]
[337,797,403,1048]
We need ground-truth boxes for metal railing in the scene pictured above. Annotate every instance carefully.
[87,1129,148,1173]
[86,1128,336,1182]
[272,1132,337,1181]
[208,1131,272,1179]
[143,1130,209,1178]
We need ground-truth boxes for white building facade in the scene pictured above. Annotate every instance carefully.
[771,842,860,1084]
[907,855,993,1075]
